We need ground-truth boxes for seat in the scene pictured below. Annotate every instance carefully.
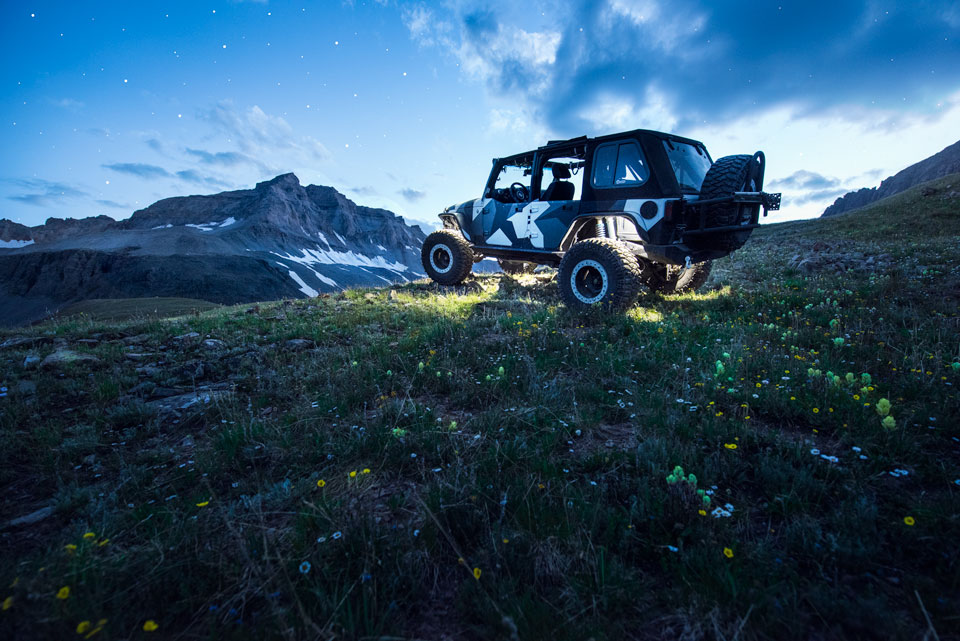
[541,164,575,201]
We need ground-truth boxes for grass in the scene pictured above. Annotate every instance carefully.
[0,175,958,640]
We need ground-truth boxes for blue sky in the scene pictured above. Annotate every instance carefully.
[2,0,959,230]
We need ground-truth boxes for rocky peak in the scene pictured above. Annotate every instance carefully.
[256,173,301,191]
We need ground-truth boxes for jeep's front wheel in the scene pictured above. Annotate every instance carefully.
[422,230,474,285]
[558,239,642,311]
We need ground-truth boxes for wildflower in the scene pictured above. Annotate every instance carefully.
[845,373,855,383]
[331,531,342,539]
[903,516,915,526]
[98,539,109,547]
[418,361,424,372]
[386,369,392,376]
[853,394,860,400]
[876,398,891,417]
[57,586,70,600]
[833,337,844,346]
[362,468,371,475]
[952,362,960,371]
[316,479,326,488]
[698,509,707,516]
[65,543,78,553]
[83,532,95,540]
[143,620,159,632]
[723,547,734,558]
[449,420,457,430]
[813,407,819,414]
[473,567,482,580]
[2,596,12,611]
[349,470,357,478]
[724,443,737,450]
[861,373,872,385]
[351,361,358,367]
[498,366,505,376]
[77,621,91,634]
[882,416,896,430]
[299,561,311,574]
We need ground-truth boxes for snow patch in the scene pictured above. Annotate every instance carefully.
[317,232,331,247]
[376,244,387,252]
[186,218,236,232]
[271,246,408,272]
[286,270,319,297]
[333,231,347,245]
[152,224,173,230]
[0,239,34,248]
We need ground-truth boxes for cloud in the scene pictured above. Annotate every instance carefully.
[399,188,427,202]
[5,178,87,206]
[175,170,232,190]
[52,98,84,110]
[185,148,252,167]
[789,187,850,206]
[768,170,841,191]
[406,1,960,135]
[348,186,378,197]
[199,101,331,165]
[145,138,164,153]
[94,199,130,209]
[102,163,172,179]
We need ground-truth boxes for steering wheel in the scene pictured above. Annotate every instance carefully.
[509,182,529,203]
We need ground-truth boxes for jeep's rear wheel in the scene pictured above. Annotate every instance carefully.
[644,260,713,293]
[422,230,474,285]
[558,239,642,311]
[692,154,763,252]
[499,259,534,275]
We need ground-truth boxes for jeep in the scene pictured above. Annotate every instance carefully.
[421,129,781,310]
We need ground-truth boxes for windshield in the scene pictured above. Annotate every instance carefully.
[663,140,712,193]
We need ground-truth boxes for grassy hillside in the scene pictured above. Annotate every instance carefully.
[0,178,958,640]
[54,298,222,323]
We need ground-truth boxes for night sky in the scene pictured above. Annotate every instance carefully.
[3,1,959,229]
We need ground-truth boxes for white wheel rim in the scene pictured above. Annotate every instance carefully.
[429,243,453,274]
[570,259,608,304]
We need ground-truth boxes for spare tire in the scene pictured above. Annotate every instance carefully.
[691,153,764,252]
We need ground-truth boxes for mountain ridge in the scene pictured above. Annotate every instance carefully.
[821,139,960,217]
[0,174,427,325]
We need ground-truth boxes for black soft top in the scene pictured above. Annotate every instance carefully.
[494,129,707,165]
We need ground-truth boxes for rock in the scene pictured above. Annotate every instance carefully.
[145,384,234,417]
[364,293,377,301]
[388,289,399,302]
[15,380,37,396]
[125,352,156,361]
[76,338,99,346]
[201,339,227,350]
[82,454,96,466]
[1,337,49,350]
[5,506,55,529]
[285,339,313,351]
[23,355,41,368]
[41,350,101,369]
[122,334,150,345]
[174,332,200,341]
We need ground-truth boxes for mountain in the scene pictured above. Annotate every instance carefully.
[0,174,427,326]
[821,139,960,217]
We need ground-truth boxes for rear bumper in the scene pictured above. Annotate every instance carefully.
[675,191,780,238]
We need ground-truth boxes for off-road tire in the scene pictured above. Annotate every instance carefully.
[499,259,534,275]
[558,238,642,311]
[644,260,713,293]
[422,230,474,285]
[693,154,759,252]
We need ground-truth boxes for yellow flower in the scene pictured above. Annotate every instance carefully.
[903,516,915,526]
[812,408,819,414]
[65,543,78,553]
[724,443,737,450]
[83,532,95,540]
[77,621,92,634]
[2,596,13,611]
[698,509,707,516]
[473,567,482,580]
[84,619,107,638]
[349,470,357,478]
[723,547,734,558]
[143,620,159,632]
[316,479,326,488]
[196,501,209,507]
[502,538,509,543]
[853,394,860,400]
[362,468,371,475]
[98,539,109,547]
[57,586,70,600]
